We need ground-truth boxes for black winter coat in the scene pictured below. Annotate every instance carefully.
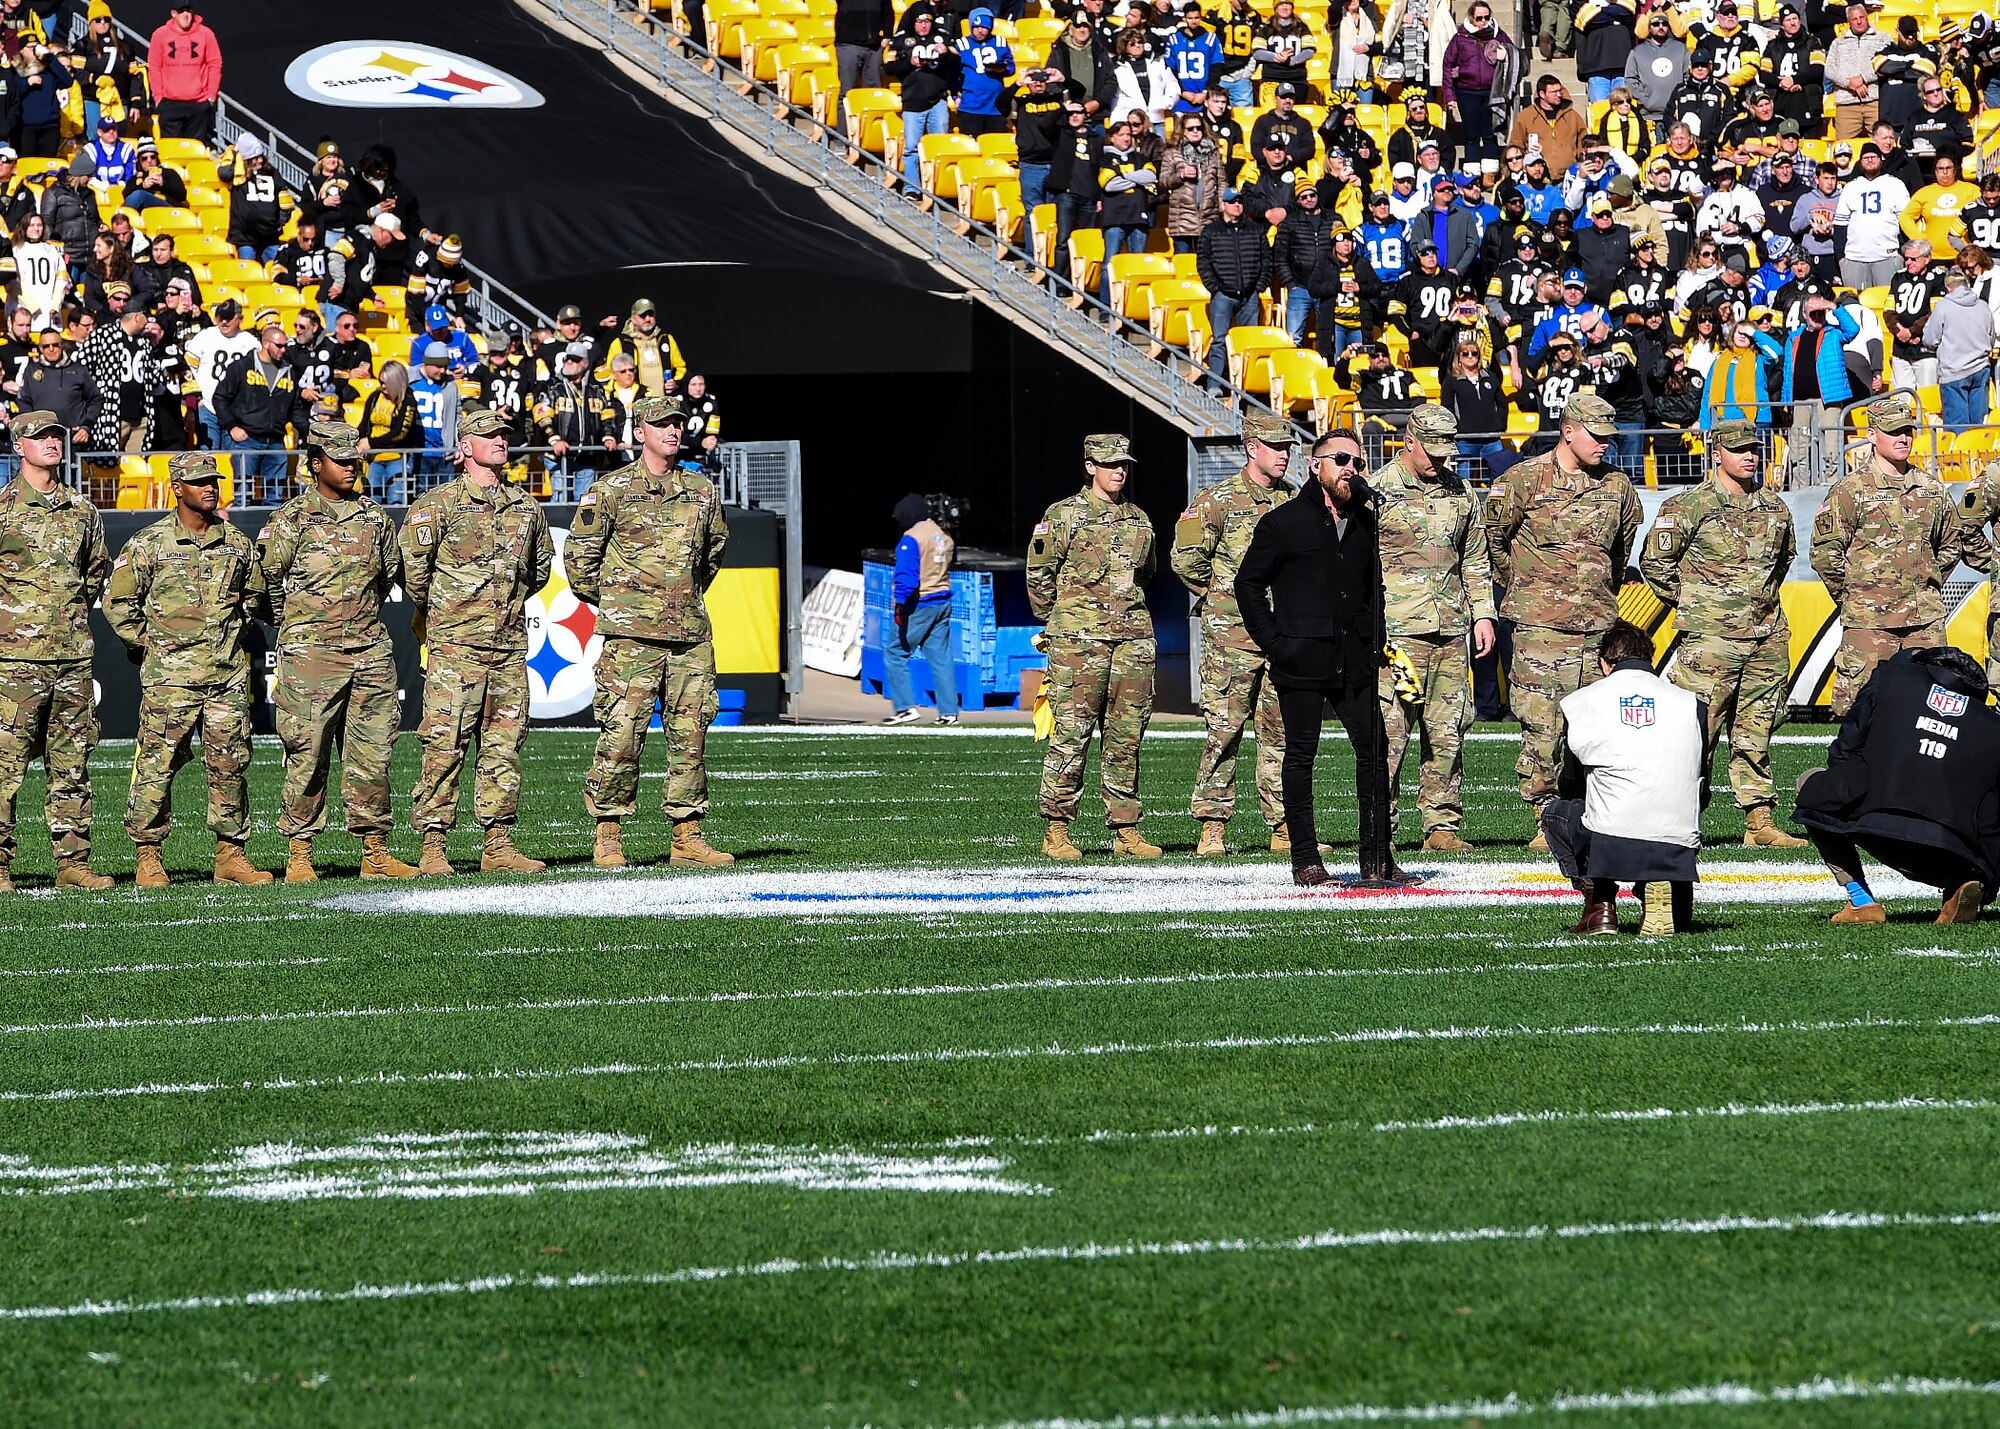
[39,179,98,263]
[1273,208,1336,289]
[1233,483,1384,690]
[1196,215,1272,298]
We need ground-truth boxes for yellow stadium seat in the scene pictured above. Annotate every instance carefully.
[154,136,211,162]
[955,159,1021,239]
[208,256,270,288]
[1107,252,1176,321]
[740,19,799,82]
[1146,277,1210,362]
[919,133,982,196]
[1268,347,1326,415]
[844,87,901,164]
[1308,366,1353,431]
[1172,252,1200,282]
[141,206,204,235]
[1029,201,1057,269]
[175,157,221,189]
[774,42,837,122]
[1227,325,1294,394]
[1068,227,1105,299]
[977,132,1018,164]
[705,0,760,62]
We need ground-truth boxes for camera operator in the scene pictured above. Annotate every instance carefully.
[1795,646,2000,926]
[882,492,960,727]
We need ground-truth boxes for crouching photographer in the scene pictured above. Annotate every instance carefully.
[1795,647,2000,926]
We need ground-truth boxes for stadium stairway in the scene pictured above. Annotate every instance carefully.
[523,0,1279,440]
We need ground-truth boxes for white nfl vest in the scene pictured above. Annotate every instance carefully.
[1560,666,1704,850]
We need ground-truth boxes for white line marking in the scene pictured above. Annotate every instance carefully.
[0,942,658,983]
[942,1375,2000,1426]
[6,1013,1997,1104]
[1373,1095,2000,1134]
[0,1130,1045,1201]
[0,951,1816,1036]
[698,725,1837,745]
[1,1207,1992,1324]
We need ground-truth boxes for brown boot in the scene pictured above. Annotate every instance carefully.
[54,857,114,891]
[481,826,546,874]
[1830,900,1887,925]
[1743,807,1809,848]
[1569,882,1618,936]
[418,831,455,877]
[1111,825,1162,859]
[670,819,735,868]
[1270,822,1331,854]
[1422,829,1473,853]
[285,837,318,884]
[360,835,420,880]
[593,818,627,869]
[1042,819,1083,861]
[135,843,169,888]
[213,840,272,886]
[1196,819,1228,857]
[1938,880,1985,925]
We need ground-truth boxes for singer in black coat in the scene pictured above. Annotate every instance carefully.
[1234,438,1402,883]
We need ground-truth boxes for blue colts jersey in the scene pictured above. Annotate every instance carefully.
[1359,221,1406,282]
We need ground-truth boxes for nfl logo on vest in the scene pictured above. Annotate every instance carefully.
[1619,694,1656,728]
[1927,684,1970,719]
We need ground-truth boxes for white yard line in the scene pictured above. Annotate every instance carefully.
[1373,1095,2000,1134]
[1,1207,1994,1325]
[7,1012,1998,1105]
[698,725,1836,745]
[943,1375,2000,1426]
[0,951,1812,1032]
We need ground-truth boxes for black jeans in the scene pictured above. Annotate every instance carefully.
[1276,677,1390,870]
[156,98,214,143]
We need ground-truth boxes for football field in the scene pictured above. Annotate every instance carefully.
[5,725,2000,1427]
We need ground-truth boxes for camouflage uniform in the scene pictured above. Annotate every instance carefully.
[1172,422,1289,829]
[259,464,406,838]
[1959,459,2000,695]
[1374,407,1496,840]
[1639,422,1796,812]
[400,457,554,835]
[1809,399,1963,715]
[104,457,268,847]
[1030,436,1156,828]
[565,428,730,825]
[0,429,109,867]
[1483,394,1643,810]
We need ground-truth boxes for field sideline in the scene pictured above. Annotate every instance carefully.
[4,726,1999,1427]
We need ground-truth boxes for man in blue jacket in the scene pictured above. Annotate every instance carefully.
[952,10,1015,136]
[1163,4,1223,114]
[882,493,961,726]
[1780,283,1861,487]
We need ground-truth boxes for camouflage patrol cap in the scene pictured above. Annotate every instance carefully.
[1710,417,1759,452]
[1868,393,1919,433]
[1084,433,1136,465]
[1562,392,1619,437]
[458,404,509,438]
[1408,403,1458,457]
[1242,412,1294,446]
[9,409,61,438]
[309,418,363,460]
[632,395,687,426]
[168,450,223,482]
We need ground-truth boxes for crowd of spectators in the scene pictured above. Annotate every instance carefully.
[0,1,726,505]
[834,0,2000,474]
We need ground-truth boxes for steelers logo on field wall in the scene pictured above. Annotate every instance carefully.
[525,526,604,720]
[286,42,546,109]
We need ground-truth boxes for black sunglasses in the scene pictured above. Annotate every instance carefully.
[1313,450,1362,468]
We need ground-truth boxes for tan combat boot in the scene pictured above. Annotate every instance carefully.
[1527,826,1550,853]
[593,818,627,869]
[1743,807,1809,848]
[0,859,12,893]
[481,826,546,874]
[285,837,318,884]
[1830,900,1886,925]
[1938,880,1985,925]
[1111,826,1162,859]
[418,831,455,877]
[1042,819,1083,861]
[1196,819,1228,857]
[135,844,169,888]
[55,857,114,890]
[214,841,272,886]
[1638,882,1675,937]
[360,835,420,880]
[1422,829,1474,853]
[670,819,735,868]
[1269,822,1331,855]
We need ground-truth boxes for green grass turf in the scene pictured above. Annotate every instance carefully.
[3,727,1999,1427]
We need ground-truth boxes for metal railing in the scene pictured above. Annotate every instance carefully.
[105,13,554,335]
[537,0,1279,439]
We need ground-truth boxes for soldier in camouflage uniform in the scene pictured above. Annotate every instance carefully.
[1962,458,2000,696]
[1373,404,1497,853]
[259,419,420,883]
[1172,412,1291,857]
[105,451,274,887]
[0,410,111,889]
[400,405,555,877]
[1809,394,1965,715]
[1483,393,1643,845]
[1640,418,1809,848]
[1029,433,1160,861]
[566,395,734,870]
